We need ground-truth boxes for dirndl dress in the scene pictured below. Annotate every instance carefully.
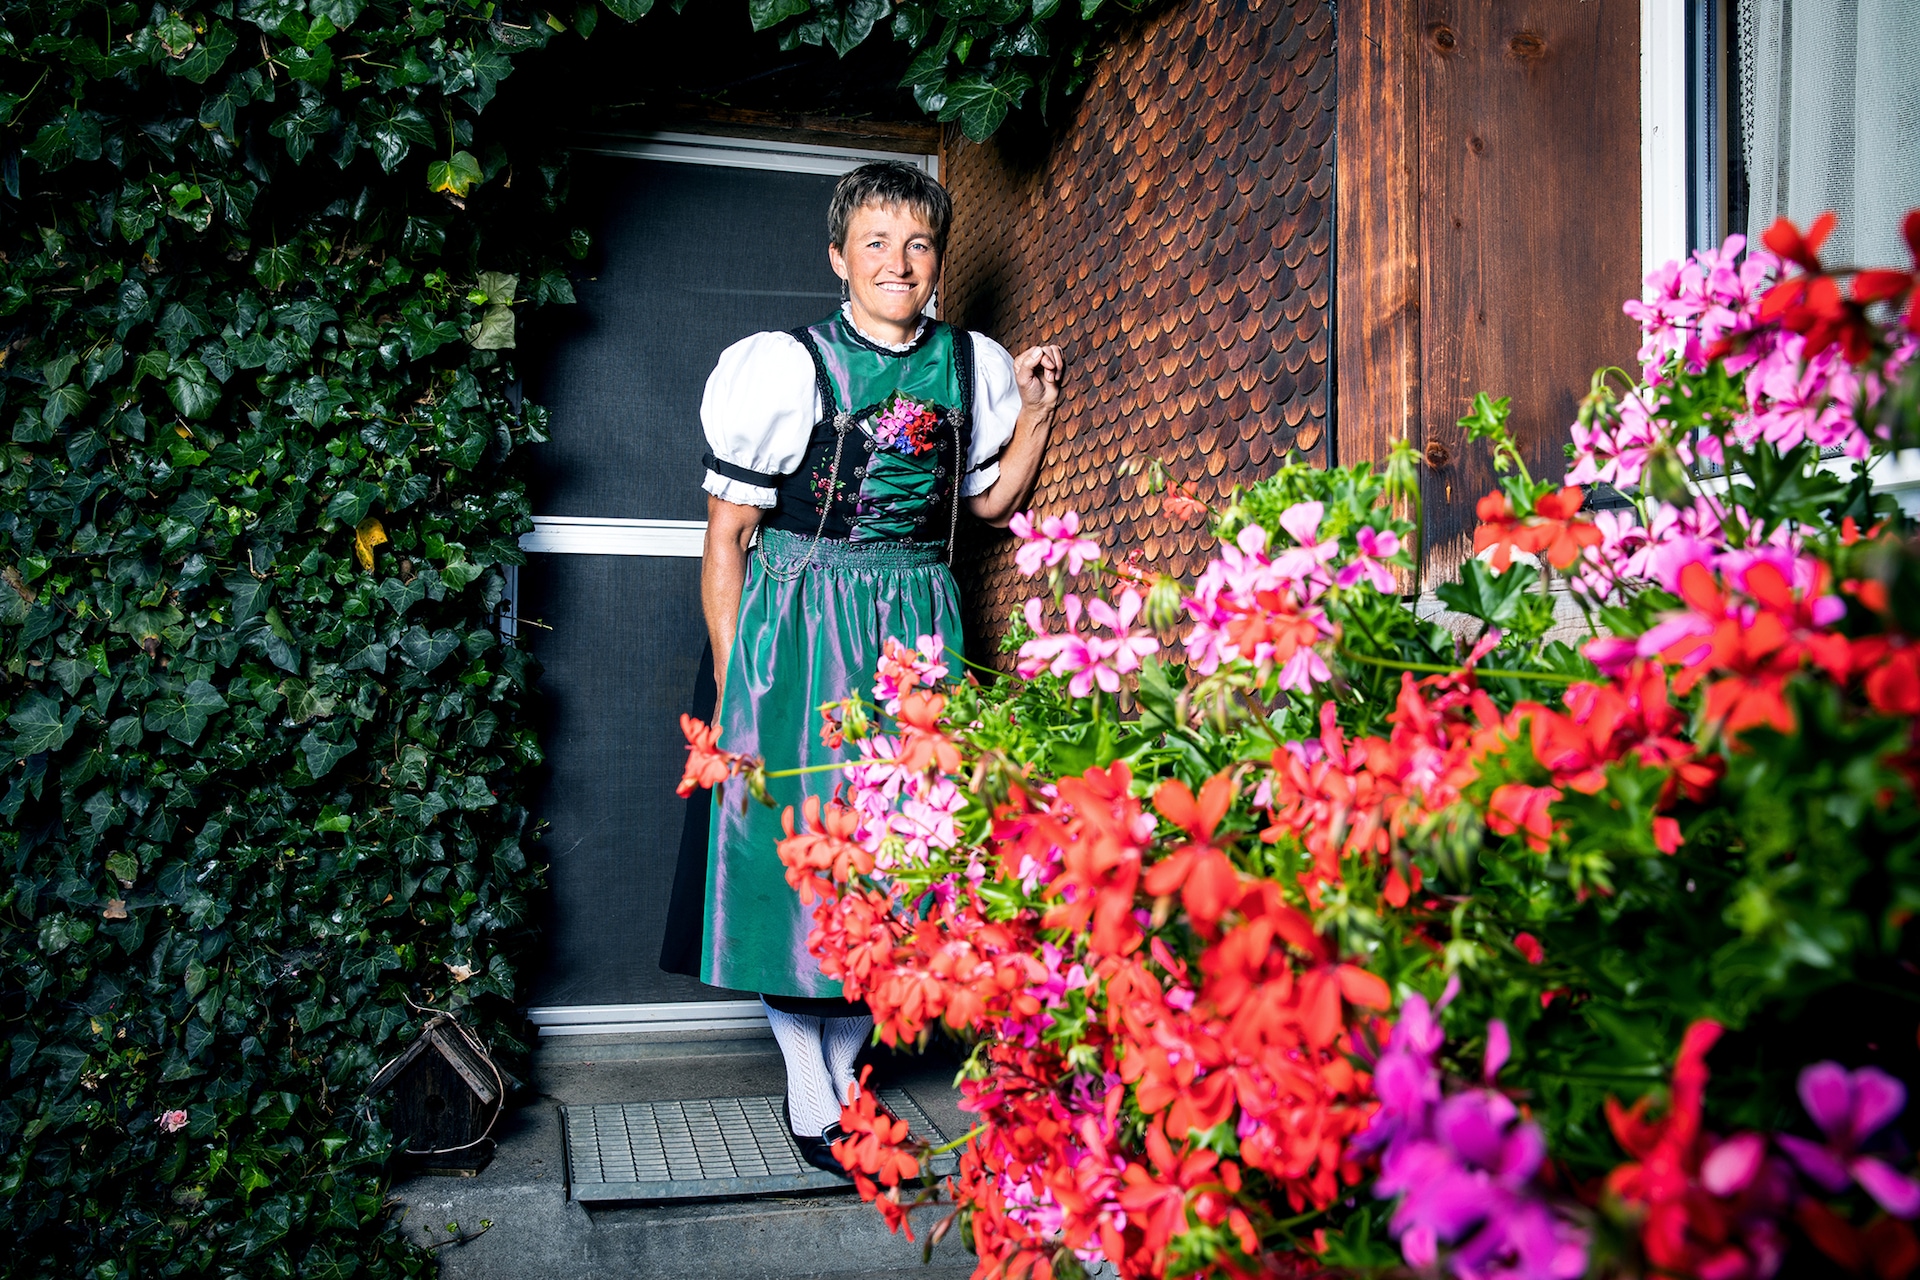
[683,309,1020,998]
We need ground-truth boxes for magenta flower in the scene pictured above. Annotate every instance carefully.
[1354,996,1590,1280]
[1009,510,1101,578]
[1336,526,1403,593]
[1776,1063,1920,1218]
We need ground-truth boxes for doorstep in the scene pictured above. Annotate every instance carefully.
[390,1030,975,1280]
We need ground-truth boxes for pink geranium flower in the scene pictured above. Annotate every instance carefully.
[1337,526,1402,593]
[1009,510,1101,578]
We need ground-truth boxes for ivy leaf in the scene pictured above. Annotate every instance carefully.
[602,0,657,18]
[310,0,364,29]
[748,0,810,29]
[168,358,220,420]
[252,245,301,293]
[300,729,356,779]
[226,572,271,626]
[143,680,228,746]
[426,150,484,197]
[43,384,88,431]
[940,70,1032,139]
[353,517,388,571]
[7,691,81,758]
[167,21,237,82]
[399,626,461,672]
[379,575,428,617]
[269,100,336,162]
[900,23,958,87]
[403,313,462,360]
[464,305,515,350]
[360,101,436,173]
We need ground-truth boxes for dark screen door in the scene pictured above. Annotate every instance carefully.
[518,138,933,1022]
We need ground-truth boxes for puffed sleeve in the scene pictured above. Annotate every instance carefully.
[963,332,1022,497]
[700,331,819,508]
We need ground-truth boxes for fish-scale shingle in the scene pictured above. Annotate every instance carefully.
[943,0,1332,658]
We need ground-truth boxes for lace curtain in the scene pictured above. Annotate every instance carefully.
[1739,0,1920,270]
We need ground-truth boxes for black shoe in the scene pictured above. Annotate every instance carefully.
[784,1101,851,1178]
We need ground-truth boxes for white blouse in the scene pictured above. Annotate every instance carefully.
[700,309,1023,509]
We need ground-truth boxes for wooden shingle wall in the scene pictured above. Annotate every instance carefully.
[942,0,1335,657]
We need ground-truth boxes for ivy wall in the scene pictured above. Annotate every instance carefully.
[0,0,1149,1273]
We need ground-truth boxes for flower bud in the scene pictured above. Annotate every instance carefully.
[1144,575,1185,631]
[843,698,870,742]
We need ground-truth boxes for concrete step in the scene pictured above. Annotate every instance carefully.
[393,1031,975,1279]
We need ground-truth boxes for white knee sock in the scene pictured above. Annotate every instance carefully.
[762,1001,839,1137]
[823,1015,872,1105]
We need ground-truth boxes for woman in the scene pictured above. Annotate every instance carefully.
[685,161,1060,1173]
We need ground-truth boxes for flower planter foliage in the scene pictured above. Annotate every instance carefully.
[0,0,1132,1274]
[693,212,1920,1278]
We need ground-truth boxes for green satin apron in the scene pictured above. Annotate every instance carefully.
[700,314,975,997]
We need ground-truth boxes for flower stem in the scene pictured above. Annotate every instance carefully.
[1335,645,1583,685]
[925,1124,986,1156]
[943,646,1004,678]
[762,757,902,780]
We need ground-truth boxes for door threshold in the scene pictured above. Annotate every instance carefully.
[527,999,772,1038]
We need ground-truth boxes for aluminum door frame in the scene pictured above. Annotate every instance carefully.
[520,130,938,1038]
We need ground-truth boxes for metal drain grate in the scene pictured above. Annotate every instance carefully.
[561,1089,952,1203]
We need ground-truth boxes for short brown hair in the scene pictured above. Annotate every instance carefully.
[828,161,952,257]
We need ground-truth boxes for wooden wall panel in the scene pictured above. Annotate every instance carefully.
[942,0,1336,659]
[1334,0,1424,473]
[1414,0,1642,578]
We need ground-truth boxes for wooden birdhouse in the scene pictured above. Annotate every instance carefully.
[366,1014,504,1174]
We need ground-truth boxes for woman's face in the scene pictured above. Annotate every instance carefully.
[829,200,940,335]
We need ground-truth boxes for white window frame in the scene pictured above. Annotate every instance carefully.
[1641,0,1690,291]
[519,130,938,1039]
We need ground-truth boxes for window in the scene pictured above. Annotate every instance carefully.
[1725,0,1920,265]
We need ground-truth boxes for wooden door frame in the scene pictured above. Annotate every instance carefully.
[1334,1,1678,579]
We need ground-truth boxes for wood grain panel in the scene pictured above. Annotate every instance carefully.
[1416,0,1642,580]
[1335,0,1424,472]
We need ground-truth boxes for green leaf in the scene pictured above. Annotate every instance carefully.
[252,245,301,292]
[1434,557,1533,629]
[360,102,436,173]
[168,358,220,420]
[7,691,81,757]
[268,100,335,162]
[168,21,238,82]
[226,573,271,625]
[300,729,356,779]
[143,679,228,745]
[426,150,484,197]
[941,69,1033,139]
[42,384,88,431]
[602,0,657,20]
[748,0,810,28]
[399,626,461,672]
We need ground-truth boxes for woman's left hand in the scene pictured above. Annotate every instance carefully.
[1014,344,1064,417]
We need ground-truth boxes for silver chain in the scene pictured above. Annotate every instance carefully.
[758,410,964,581]
[944,416,962,566]
[759,412,854,584]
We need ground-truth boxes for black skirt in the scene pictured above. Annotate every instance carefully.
[657,643,717,978]
[656,642,870,1019]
